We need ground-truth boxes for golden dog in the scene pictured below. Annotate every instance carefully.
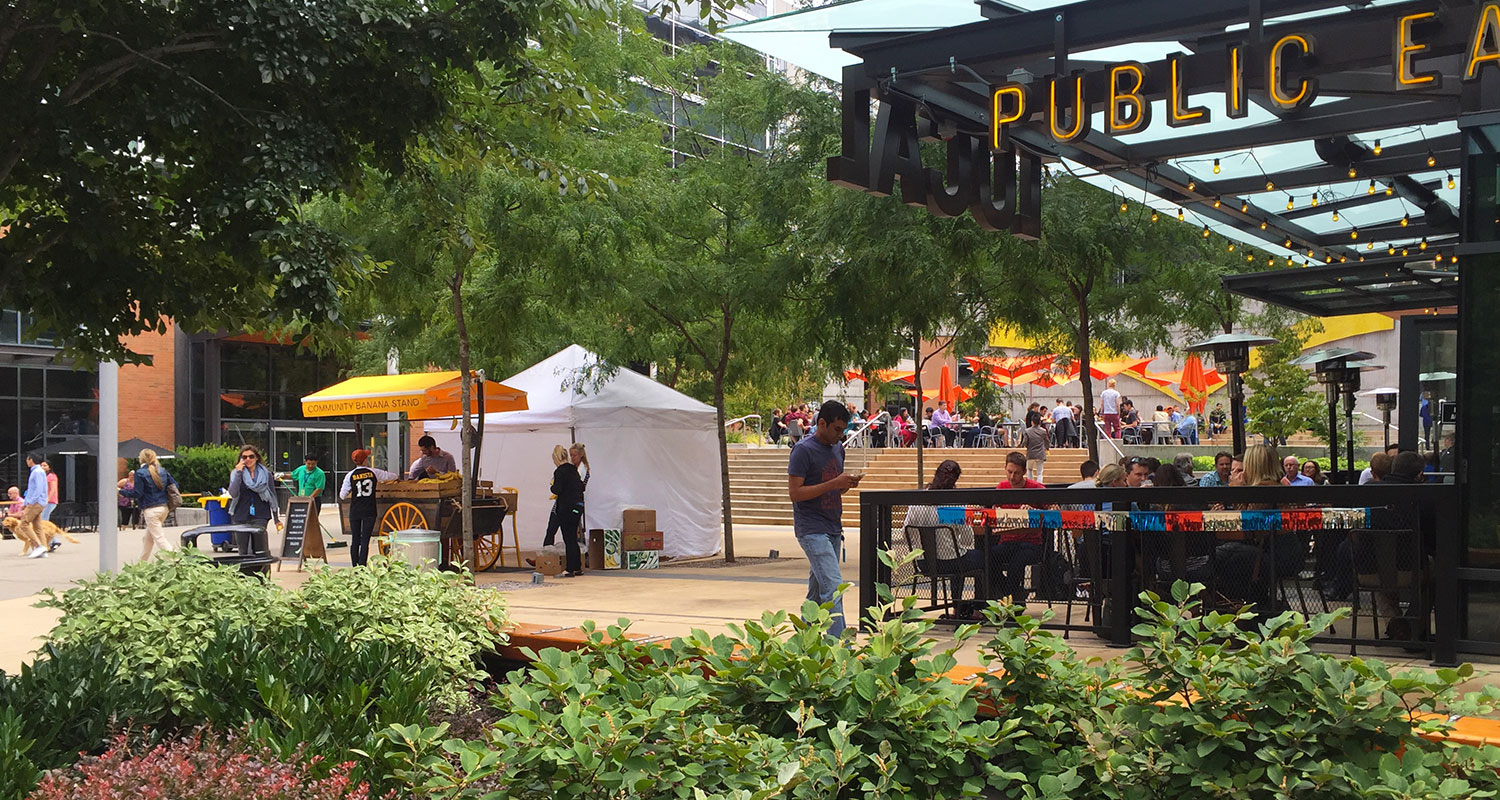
[1,516,80,554]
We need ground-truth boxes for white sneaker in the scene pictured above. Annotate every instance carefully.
[27,547,47,559]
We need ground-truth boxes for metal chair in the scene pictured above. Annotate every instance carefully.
[1120,425,1142,445]
[975,425,999,448]
[903,524,985,617]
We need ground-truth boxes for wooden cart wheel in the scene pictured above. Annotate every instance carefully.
[472,533,501,572]
[378,502,427,558]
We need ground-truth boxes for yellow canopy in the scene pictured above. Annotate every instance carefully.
[301,371,528,420]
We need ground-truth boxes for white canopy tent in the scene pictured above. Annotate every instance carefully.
[429,345,722,560]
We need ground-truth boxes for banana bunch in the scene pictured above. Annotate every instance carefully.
[418,471,462,484]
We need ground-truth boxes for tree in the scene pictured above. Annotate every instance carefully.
[799,178,1011,485]
[995,176,1220,463]
[0,0,731,361]
[1243,326,1324,446]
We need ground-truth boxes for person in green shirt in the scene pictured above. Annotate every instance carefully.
[290,453,327,514]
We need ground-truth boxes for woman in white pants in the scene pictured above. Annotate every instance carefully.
[118,449,178,560]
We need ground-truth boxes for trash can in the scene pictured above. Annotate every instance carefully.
[389,529,442,570]
[203,495,232,543]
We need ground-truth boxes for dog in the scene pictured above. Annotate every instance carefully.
[1,516,80,554]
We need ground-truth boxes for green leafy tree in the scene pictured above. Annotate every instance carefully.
[995,175,1218,462]
[1243,325,1325,445]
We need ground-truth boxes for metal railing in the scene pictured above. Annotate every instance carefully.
[723,414,762,442]
[858,482,1460,664]
[844,411,890,448]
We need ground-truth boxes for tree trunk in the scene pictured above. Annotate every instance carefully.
[1076,298,1098,465]
[450,256,476,577]
[913,333,924,488]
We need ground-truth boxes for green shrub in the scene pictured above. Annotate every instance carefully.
[165,444,242,494]
[0,708,41,800]
[1190,454,1369,474]
[975,583,1500,799]
[38,552,507,712]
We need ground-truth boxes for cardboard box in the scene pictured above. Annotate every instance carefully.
[622,509,656,534]
[600,528,623,570]
[623,531,664,552]
[626,550,660,570]
[587,529,606,571]
[535,552,564,576]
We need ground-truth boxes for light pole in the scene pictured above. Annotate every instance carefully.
[1185,333,1278,457]
[1292,348,1378,480]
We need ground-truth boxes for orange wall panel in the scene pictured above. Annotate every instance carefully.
[116,324,176,450]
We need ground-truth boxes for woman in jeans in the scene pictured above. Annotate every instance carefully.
[118,449,177,561]
[228,445,279,549]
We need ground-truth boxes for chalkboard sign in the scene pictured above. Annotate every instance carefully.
[279,497,324,570]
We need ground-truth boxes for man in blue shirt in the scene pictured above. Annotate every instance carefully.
[1197,452,1234,488]
[18,453,49,558]
[1283,455,1314,485]
[787,401,860,637]
[1175,412,1199,445]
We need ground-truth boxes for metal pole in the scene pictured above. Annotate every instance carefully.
[386,349,401,475]
[97,361,119,573]
[1343,394,1356,479]
[1229,371,1247,455]
[1325,383,1340,475]
[1383,408,1392,450]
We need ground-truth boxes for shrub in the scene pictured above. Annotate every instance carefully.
[28,731,380,800]
[975,582,1500,799]
[37,553,507,712]
[167,444,243,494]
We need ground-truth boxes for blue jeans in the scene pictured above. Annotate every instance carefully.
[796,531,846,637]
[41,502,56,522]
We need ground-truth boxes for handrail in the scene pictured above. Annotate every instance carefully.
[1358,412,1396,429]
[1095,426,1126,462]
[724,413,762,442]
[845,411,890,448]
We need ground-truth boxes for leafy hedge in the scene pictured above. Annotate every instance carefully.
[165,444,243,495]
[1191,454,1370,473]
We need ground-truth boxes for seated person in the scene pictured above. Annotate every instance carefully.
[1175,412,1199,445]
[1212,445,1309,611]
[993,452,1047,603]
[1119,400,1142,440]
[1208,403,1228,436]
[902,460,985,614]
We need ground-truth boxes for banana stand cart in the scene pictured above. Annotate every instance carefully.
[300,371,527,571]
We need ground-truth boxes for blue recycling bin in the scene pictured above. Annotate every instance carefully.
[202,497,233,550]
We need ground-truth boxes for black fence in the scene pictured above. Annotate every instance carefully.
[858,484,1461,665]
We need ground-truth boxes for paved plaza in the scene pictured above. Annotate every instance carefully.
[0,512,1495,702]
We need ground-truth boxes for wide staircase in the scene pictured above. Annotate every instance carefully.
[728,446,1094,526]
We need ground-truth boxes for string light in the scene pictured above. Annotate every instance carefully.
[1120,198,1129,213]
[1268,256,1275,265]
[1286,256,1294,266]
[1427,151,1437,167]
[1150,210,1159,222]
[1311,194,1320,207]
[1213,158,1221,174]
[1286,196,1295,211]
[1246,253,1255,262]
[1401,212,1410,227]
[1366,242,1374,250]
[1266,179,1275,191]
[1347,167,1357,179]
[1368,179,1377,195]
[1241,200,1249,212]
[1420,238,1428,251]
[1435,253,1444,262]
[1259,220,1268,230]
[1386,184,1394,195]
[1284,237,1293,247]
[1188,180,1197,191]
[1340,255,1348,263]
[1326,254,1334,263]
[1228,242,1236,252]
[1388,245,1397,254]
[1448,174,1456,190]
[1359,256,1366,262]
[1332,209,1340,222]
[1373,139,1383,155]
[1177,207,1185,221]
[1201,225,1211,238]
[1213,196,1222,208]
[1402,247,1410,256]
[1350,228,1358,240]
[1453,254,1459,263]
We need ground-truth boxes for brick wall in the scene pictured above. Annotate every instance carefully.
[117,323,176,449]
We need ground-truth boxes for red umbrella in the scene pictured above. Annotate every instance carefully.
[1179,355,1210,415]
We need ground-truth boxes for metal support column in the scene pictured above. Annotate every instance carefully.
[97,361,119,573]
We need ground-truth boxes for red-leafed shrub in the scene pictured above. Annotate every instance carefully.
[28,732,384,800]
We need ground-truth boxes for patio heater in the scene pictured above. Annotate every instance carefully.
[1292,348,1377,479]
[1357,387,1399,450]
[1185,333,1278,457]
[1419,371,1457,452]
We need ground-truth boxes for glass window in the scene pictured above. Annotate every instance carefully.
[0,367,16,396]
[221,391,270,421]
[220,343,269,392]
[18,368,43,398]
[17,399,43,454]
[46,369,97,400]
[46,399,98,437]
[269,347,319,396]
[0,310,18,344]
[0,398,18,484]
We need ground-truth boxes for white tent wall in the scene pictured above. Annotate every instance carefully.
[427,345,724,560]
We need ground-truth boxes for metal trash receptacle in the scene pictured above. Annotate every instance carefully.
[389,529,442,569]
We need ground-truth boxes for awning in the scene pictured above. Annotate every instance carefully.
[301,372,528,420]
[1222,257,1460,317]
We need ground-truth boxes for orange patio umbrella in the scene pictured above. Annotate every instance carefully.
[844,368,916,384]
[939,364,955,411]
[1179,355,1210,415]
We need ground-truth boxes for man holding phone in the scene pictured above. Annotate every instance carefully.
[787,400,860,638]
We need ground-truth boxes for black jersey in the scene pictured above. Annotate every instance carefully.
[348,466,378,519]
